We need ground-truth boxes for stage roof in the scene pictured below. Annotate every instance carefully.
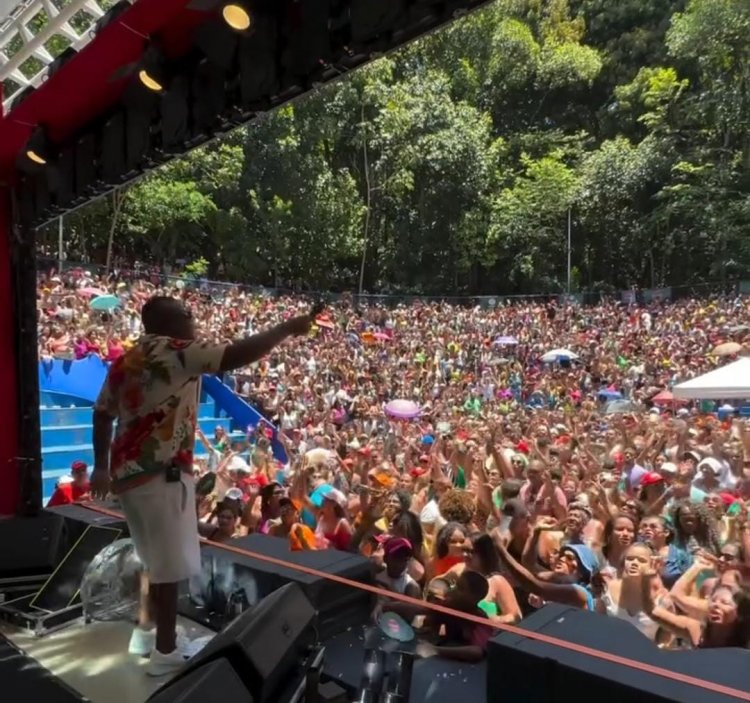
[0,0,112,108]
[0,0,203,178]
[0,0,496,205]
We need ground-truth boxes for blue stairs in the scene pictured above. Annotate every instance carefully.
[40,398,239,504]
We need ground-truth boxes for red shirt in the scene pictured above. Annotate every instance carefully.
[47,481,90,507]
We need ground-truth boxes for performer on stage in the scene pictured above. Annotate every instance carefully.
[91,295,313,676]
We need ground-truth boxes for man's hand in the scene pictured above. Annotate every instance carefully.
[287,314,315,336]
[90,468,110,500]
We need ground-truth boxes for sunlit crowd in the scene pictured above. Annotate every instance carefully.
[40,267,750,657]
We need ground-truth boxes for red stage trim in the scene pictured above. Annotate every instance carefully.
[0,188,19,517]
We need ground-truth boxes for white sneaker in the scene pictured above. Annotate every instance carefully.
[129,625,186,657]
[146,648,186,677]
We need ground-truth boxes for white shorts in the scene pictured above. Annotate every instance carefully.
[119,473,201,584]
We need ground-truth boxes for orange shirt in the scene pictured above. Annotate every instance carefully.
[289,524,316,551]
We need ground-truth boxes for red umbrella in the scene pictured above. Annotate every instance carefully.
[315,315,335,330]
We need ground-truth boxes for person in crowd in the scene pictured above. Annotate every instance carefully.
[47,460,90,506]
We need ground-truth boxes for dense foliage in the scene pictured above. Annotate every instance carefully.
[38,0,750,295]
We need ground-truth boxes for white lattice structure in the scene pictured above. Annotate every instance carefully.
[0,0,125,110]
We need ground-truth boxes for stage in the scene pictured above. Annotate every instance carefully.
[1,617,487,703]
[1,617,214,703]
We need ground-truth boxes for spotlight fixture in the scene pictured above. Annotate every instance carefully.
[138,46,169,93]
[25,127,52,166]
[222,2,252,31]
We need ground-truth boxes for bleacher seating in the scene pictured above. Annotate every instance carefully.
[39,395,240,504]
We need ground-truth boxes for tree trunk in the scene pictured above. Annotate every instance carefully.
[105,189,126,276]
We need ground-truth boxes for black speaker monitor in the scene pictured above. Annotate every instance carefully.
[148,657,253,703]
[488,603,748,703]
[175,582,317,703]
[0,513,65,578]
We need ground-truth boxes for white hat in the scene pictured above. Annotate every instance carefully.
[323,488,347,510]
[660,461,678,475]
[698,457,722,476]
[225,488,243,501]
[227,456,250,473]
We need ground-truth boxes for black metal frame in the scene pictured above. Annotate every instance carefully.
[10,190,42,515]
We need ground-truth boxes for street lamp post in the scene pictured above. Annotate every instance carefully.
[566,206,572,295]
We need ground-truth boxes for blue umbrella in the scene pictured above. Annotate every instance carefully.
[493,336,518,346]
[598,388,622,401]
[90,294,120,311]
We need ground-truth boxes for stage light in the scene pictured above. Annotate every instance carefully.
[381,650,415,703]
[138,47,169,93]
[354,644,385,703]
[222,3,252,31]
[138,69,163,92]
[24,128,52,167]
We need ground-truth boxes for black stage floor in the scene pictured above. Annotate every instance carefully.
[321,625,486,703]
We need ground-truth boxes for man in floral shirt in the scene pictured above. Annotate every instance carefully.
[92,296,312,676]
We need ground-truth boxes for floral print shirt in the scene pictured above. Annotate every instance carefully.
[95,335,227,494]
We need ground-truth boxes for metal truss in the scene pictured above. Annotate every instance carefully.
[1,0,119,109]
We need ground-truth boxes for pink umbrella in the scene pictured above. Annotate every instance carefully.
[373,332,390,341]
[651,389,687,406]
[77,287,106,298]
[384,399,421,419]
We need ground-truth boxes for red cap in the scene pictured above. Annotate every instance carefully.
[71,460,88,473]
[640,472,664,487]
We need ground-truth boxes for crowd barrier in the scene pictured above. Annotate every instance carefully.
[80,501,750,701]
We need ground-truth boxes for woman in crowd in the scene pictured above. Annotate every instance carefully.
[596,542,663,641]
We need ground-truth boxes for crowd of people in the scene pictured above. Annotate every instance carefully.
[38,267,750,661]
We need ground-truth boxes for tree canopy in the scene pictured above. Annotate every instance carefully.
[39,0,750,295]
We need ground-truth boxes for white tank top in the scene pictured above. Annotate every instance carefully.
[601,591,659,641]
[375,570,418,595]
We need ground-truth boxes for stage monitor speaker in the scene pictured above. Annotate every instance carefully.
[45,503,128,550]
[487,603,746,703]
[173,582,316,703]
[147,657,253,703]
[184,535,372,638]
[0,513,65,578]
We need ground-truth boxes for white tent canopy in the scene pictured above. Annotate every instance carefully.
[672,357,750,400]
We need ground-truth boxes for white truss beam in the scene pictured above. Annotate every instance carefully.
[1,0,124,110]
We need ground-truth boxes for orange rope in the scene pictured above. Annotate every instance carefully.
[82,501,750,700]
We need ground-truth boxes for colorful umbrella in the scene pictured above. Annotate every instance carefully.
[315,316,335,330]
[77,287,106,298]
[541,348,579,363]
[384,399,421,420]
[90,294,120,311]
[598,388,622,400]
[713,341,742,357]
